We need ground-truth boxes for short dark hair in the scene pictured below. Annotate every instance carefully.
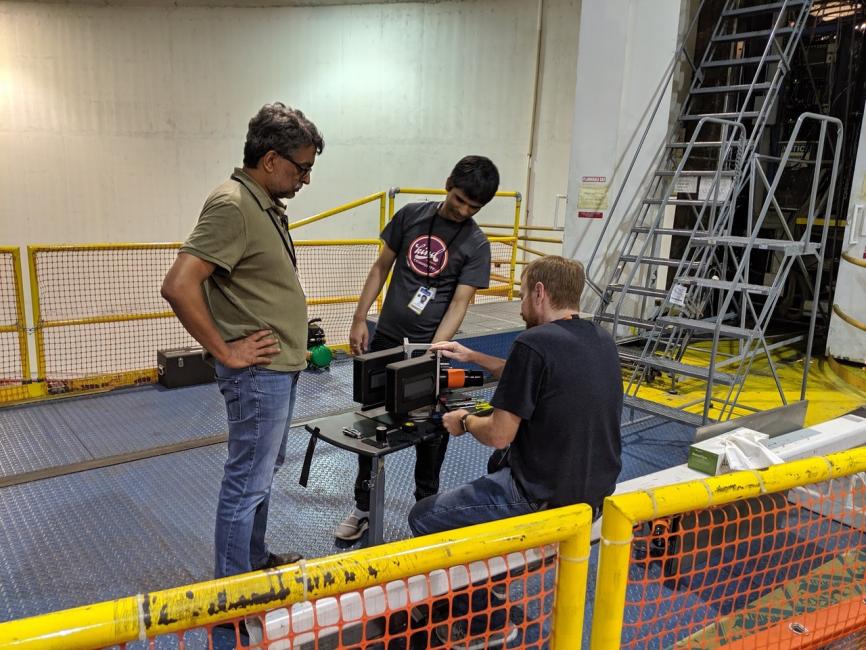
[522,256,585,310]
[243,102,324,168]
[447,155,500,205]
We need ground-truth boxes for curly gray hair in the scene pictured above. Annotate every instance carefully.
[243,102,324,167]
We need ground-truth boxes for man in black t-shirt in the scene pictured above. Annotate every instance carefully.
[335,156,500,542]
[409,256,623,538]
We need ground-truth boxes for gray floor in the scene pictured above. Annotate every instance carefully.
[0,308,697,629]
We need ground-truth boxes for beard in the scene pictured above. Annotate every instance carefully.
[521,310,539,329]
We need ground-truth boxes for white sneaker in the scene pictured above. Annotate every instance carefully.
[334,511,369,541]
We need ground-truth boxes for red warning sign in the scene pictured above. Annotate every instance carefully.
[578,211,603,219]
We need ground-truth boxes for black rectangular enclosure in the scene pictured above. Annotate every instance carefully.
[157,347,215,389]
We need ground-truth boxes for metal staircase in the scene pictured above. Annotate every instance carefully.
[591,0,844,425]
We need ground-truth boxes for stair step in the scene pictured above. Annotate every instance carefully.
[617,346,644,364]
[606,284,669,299]
[691,82,772,95]
[703,55,782,68]
[623,395,708,426]
[667,141,728,149]
[722,1,807,18]
[681,111,761,121]
[692,235,819,254]
[655,170,736,177]
[645,198,728,207]
[679,276,773,295]
[595,313,657,330]
[620,255,701,268]
[639,356,737,385]
[632,226,706,237]
[713,27,795,43]
[659,316,757,339]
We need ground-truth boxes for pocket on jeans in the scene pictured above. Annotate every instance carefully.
[217,377,243,422]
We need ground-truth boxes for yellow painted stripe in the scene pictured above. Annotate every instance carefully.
[833,303,866,332]
[842,252,866,269]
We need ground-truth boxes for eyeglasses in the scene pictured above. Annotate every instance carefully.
[278,152,313,178]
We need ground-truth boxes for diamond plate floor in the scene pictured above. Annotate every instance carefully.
[0,312,695,628]
[0,402,691,624]
[0,329,523,484]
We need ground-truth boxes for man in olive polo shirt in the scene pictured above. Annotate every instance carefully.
[161,102,323,578]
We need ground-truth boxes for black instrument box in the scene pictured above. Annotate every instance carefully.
[157,347,214,389]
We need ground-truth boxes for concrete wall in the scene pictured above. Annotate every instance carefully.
[561,0,682,311]
[827,101,866,363]
[0,0,579,247]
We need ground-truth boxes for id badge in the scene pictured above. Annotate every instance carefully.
[408,286,436,315]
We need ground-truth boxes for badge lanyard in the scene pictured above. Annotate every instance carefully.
[234,172,298,270]
[425,205,467,288]
[270,212,297,270]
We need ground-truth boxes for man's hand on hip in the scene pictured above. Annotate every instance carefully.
[443,409,470,437]
[221,330,280,368]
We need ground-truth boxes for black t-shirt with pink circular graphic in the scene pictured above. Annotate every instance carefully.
[376,201,491,343]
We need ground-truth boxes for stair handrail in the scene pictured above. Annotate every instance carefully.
[608,116,748,334]
[706,112,843,420]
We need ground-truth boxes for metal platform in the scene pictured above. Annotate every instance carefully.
[0,303,696,626]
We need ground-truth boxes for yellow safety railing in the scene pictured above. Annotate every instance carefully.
[591,446,866,649]
[0,505,593,649]
[480,224,562,268]
[389,188,522,300]
[290,190,387,235]
[0,247,33,402]
[290,191,387,325]
[5,189,522,404]
[28,242,187,396]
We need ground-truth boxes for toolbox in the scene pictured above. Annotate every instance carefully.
[157,347,215,389]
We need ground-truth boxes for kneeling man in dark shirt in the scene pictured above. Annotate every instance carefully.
[408,255,623,537]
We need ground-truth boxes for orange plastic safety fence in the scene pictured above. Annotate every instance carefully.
[112,546,557,650]
[620,476,866,649]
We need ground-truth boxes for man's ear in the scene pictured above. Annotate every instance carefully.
[445,176,453,191]
[534,281,545,304]
[262,150,278,173]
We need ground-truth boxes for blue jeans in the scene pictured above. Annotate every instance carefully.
[214,362,299,578]
[408,467,541,537]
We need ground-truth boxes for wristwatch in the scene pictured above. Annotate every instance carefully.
[460,412,472,433]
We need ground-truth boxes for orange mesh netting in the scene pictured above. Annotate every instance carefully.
[621,477,866,648]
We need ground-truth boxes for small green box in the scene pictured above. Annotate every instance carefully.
[687,443,725,475]
[688,427,769,476]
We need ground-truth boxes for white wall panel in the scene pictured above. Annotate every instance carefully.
[827,101,866,363]
[561,0,681,312]
[0,0,579,247]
